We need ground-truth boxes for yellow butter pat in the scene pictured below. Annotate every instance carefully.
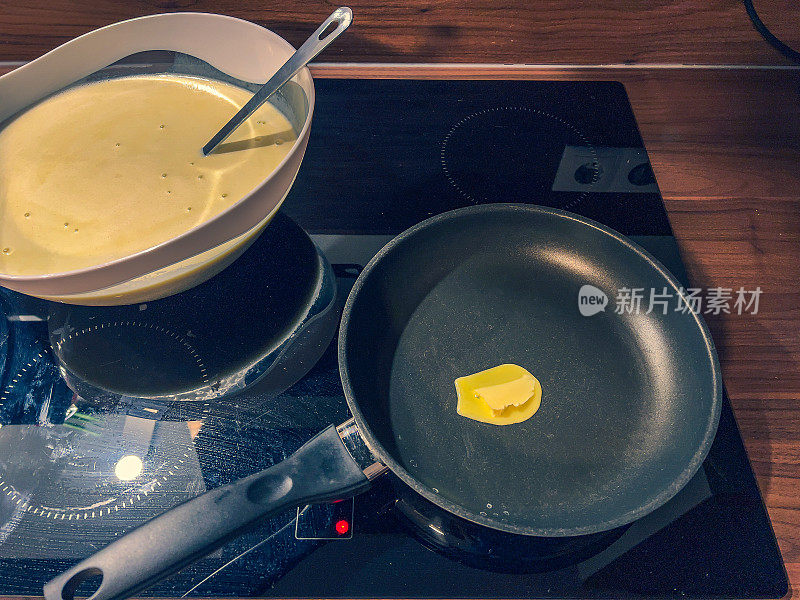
[455,364,542,426]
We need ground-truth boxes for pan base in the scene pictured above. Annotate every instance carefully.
[339,205,719,536]
[48,212,337,403]
[387,249,659,532]
[392,479,627,573]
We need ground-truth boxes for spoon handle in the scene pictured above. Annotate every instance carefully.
[202,7,352,155]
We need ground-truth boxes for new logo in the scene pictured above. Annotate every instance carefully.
[578,284,608,317]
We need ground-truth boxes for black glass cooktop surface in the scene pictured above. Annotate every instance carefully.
[0,79,787,599]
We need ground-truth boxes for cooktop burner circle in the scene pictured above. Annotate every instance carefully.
[47,212,338,404]
[440,107,599,210]
[51,319,212,401]
[0,354,203,520]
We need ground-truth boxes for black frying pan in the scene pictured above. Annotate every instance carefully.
[45,204,721,600]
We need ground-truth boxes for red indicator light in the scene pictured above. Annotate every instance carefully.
[335,519,350,535]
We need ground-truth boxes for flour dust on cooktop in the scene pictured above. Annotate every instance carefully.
[0,358,207,559]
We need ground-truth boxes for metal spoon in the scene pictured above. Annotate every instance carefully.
[202,7,352,156]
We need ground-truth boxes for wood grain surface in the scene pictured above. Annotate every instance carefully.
[0,1,799,65]
[0,59,798,597]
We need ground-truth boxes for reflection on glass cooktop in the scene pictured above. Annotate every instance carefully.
[0,77,787,599]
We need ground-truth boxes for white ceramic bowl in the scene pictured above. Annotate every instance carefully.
[0,13,314,305]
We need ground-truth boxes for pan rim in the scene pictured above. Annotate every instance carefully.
[338,203,723,537]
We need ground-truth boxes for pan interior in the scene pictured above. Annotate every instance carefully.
[342,206,719,535]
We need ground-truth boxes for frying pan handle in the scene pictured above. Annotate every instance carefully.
[43,425,370,600]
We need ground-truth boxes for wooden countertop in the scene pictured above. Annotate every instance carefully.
[0,60,798,597]
[2,1,800,65]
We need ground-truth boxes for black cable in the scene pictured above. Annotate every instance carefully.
[744,0,800,64]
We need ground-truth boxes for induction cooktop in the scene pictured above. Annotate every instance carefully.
[0,78,788,599]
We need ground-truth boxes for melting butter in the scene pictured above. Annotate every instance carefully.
[0,74,297,276]
[455,364,542,425]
